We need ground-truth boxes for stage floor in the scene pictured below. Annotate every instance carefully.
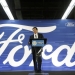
[0,71,75,75]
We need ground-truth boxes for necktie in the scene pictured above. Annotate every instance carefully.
[35,34,37,38]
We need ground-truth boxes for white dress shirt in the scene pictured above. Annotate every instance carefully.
[34,33,38,38]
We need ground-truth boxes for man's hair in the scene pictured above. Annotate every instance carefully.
[32,27,38,30]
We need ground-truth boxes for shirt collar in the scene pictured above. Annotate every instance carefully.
[34,33,38,35]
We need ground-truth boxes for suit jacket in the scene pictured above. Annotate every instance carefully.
[29,33,44,53]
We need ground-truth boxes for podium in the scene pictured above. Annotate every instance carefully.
[30,38,46,55]
[29,38,49,75]
[30,38,47,62]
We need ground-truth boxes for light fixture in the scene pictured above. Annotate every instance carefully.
[61,0,75,19]
[0,0,14,20]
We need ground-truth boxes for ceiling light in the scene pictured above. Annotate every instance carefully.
[0,0,14,20]
[61,0,75,19]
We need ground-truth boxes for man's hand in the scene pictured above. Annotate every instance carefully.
[28,42,30,45]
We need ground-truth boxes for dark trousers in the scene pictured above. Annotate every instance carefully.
[32,47,42,71]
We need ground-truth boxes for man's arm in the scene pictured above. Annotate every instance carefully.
[41,34,44,38]
[28,36,31,45]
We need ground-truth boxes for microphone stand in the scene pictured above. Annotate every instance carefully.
[36,48,43,62]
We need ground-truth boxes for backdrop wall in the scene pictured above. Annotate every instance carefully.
[0,20,75,71]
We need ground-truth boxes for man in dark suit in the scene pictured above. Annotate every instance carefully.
[28,27,44,73]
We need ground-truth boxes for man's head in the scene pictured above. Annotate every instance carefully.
[32,27,38,34]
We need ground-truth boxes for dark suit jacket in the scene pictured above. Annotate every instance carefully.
[29,33,44,53]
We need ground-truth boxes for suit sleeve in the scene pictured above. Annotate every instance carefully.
[28,36,31,45]
[41,34,44,38]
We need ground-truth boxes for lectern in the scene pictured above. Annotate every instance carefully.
[29,38,49,75]
[30,38,47,57]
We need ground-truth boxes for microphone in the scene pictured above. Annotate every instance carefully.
[36,48,43,62]
[37,48,43,55]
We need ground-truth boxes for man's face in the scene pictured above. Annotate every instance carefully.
[33,28,38,33]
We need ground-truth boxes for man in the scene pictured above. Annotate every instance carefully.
[28,27,44,73]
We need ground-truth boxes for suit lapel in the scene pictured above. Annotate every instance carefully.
[38,33,39,38]
[32,34,34,38]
